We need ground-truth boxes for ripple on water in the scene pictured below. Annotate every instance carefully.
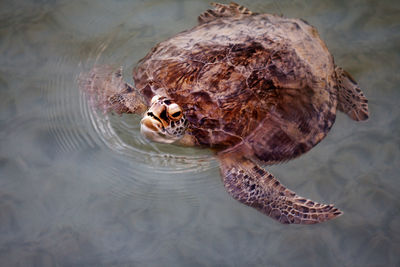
[41,36,218,203]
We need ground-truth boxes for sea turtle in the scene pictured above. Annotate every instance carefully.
[81,2,369,224]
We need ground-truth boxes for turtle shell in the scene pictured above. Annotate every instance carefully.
[133,13,338,163]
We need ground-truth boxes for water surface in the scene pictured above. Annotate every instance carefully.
[0,0,399,266]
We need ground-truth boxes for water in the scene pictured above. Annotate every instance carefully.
[0,0,399,266]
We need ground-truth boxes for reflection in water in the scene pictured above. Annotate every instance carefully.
[0,0,399,266]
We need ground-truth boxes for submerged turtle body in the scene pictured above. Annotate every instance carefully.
[81,2,368,224]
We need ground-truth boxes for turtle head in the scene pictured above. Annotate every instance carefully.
[140,95,188,144]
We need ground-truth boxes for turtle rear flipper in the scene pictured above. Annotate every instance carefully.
[335,67,369,121]
[218,154,342,224]
[79,65,147,114]
[198,2,254,24]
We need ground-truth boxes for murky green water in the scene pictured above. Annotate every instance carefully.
[0,0,399,266]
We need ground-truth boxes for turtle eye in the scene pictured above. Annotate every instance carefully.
[168,103,183,119]
[171,111,181,118]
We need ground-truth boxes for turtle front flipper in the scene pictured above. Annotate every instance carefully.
[335,66,369,121]
[198,2,255,24]
[218,154,342,224]
[79,65,147,114]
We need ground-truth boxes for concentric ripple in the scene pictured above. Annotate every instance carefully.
[40,20,219,202]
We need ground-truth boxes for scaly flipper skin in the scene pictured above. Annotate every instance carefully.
[198,2,254,24]
[335,67,369,121]
[218,154,342,224]
[79,65,147,115]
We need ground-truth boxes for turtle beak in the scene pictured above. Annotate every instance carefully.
[141,116,161,132]
[140,115,176,144]
[140,116,162,139]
